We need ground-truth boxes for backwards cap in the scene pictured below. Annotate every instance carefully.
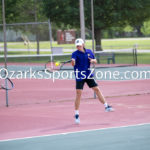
[75,38,84,46]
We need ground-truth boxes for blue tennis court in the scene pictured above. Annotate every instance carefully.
[0,123,150,150]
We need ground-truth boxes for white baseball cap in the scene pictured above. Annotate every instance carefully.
[75,38,84,46]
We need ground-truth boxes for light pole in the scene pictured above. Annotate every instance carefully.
[91,0,96,99]
[79,0,85,41]
[91,0,95,53]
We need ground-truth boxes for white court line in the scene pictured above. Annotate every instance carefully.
[0,122,150,142]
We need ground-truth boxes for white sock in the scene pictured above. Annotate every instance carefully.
[75,110,79,115]
[104,103,108,108]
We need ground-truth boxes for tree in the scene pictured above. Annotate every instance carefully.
[1,0,150,50]
[0,0,47,54]
[84,0,150,50]
[0,0,47,23]
[0,0,20,23]
[141,20,150,36]
[42,0,80,27]
[43,0,150,50]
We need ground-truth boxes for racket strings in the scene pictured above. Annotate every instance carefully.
[45,60,72,72]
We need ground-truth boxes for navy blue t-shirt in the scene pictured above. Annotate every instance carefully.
[71,48,95,81]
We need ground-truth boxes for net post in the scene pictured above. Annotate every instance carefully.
[135,44,138,66]
[133,47,135,65]
[133,44,138,66]
[2,0,9,107]
[5,79,9,107]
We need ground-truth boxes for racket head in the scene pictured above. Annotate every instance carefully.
[45,60,72,72]
[59,60,72,70]
[0,78,14,90]
[45,61,60,72]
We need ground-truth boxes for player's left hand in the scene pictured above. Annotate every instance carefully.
[88,57,97,64]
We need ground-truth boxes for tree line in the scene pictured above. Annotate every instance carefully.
[0,0,150,50]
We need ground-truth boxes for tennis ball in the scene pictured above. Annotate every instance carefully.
[55,62,60,66]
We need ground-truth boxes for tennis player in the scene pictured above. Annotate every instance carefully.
[71,38,114,124]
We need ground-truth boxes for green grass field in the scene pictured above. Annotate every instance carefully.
[101,38,150,49]
[137,53,150,64]
[0,52,149,64]
[0,37,150,50]
[0,38,150,64]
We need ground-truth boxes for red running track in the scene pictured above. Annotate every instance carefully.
[0,94,150,140]
[0,79,150,140]
[0,79,150,106]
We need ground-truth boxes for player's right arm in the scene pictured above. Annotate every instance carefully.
[71,58,76,66]
[71,52,77,66]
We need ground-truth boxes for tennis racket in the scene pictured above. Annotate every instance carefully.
[0,78,14,90]
[45,60,72,72]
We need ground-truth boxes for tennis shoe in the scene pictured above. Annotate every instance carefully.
[105,105,114,112]
[75,114,80,124]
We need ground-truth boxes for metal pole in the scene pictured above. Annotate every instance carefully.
[34,0,40,55]
[79,0,85,41]
[48,19,53,69]
[91,0,96,99]
[134,44,138,66]
[2,0,9,107]
[48,19,53,51]
[91,0,95,53]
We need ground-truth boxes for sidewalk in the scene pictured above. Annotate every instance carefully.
[0,48,150,53]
